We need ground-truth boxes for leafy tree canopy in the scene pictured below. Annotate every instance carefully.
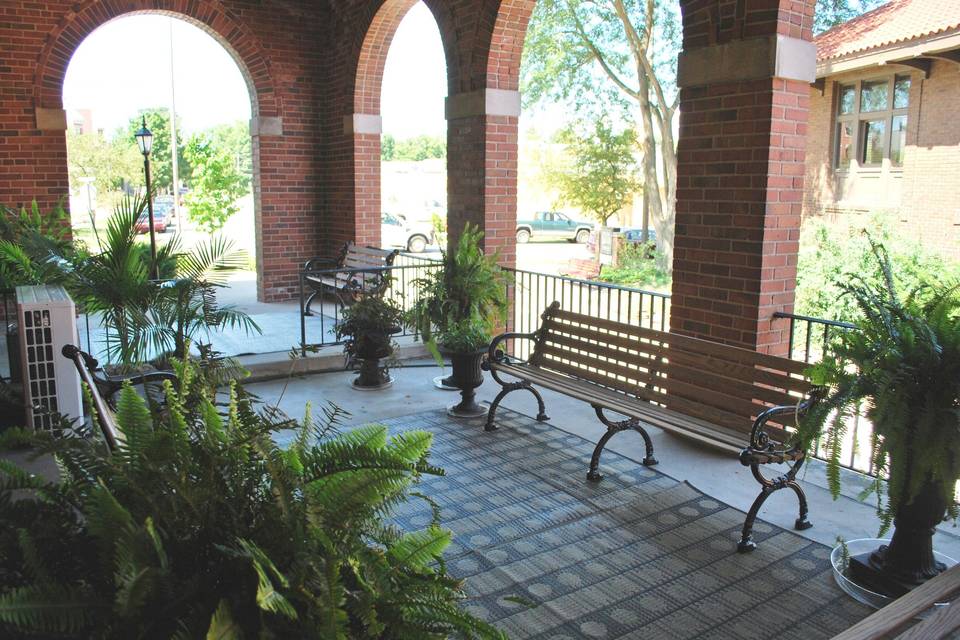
[548,119,641,227]
[381,134,445,162]
[65,131,142,196]
[203,120,253,190]
[182,131,250,233]
[815,0,886,34]
[122,108,185,193]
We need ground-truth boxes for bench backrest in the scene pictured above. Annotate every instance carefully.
[338,243,400,290]
[530,303,812,438]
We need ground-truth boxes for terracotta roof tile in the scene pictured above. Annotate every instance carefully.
[816,0,960,61]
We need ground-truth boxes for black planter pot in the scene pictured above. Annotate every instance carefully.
[351,332,396,390]
[447,349,487,418]
[849,479,948,597]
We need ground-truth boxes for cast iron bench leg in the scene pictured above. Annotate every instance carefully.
[587,406,658,481]
[485,376,549,432]
[737,460,812,553]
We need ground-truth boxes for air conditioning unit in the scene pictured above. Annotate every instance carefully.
[16,285,82,431]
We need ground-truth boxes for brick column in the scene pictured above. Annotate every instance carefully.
[671,26,815,355]
[445,88,520,269]
[345,114,383,247]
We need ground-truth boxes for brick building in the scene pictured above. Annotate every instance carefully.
[1,0,819,355]
[804,0,960,261]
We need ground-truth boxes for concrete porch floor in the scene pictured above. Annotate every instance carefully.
[252,359,960,561]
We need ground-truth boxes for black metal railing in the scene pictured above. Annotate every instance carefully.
[294,255,885,477]
[297,253,442,357]
[774,311,856,364]
[772,311,880,476]
[503,268,670,361]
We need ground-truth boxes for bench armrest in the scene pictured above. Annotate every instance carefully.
[486,331,539,366]
[739,387,826,465]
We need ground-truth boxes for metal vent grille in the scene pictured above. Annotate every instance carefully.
[23,308,58,430]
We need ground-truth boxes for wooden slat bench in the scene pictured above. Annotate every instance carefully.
[302,243,399,315]
[483,301,823,552]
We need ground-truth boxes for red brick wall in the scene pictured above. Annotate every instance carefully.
[0,0,325,302]
[4,0,813,353]
[672,0,814,355]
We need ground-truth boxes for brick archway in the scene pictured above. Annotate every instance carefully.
[29,0,289,300]
[348,0,422,247]
[441,0,533,266]
[33,1,278,115]
[464,0,816,352]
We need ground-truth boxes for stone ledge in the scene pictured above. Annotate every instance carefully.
[342,113,382,135]
[445,89,521,120]
[35,108,67,131]
[677,35,815,88]
[250,116,283,137]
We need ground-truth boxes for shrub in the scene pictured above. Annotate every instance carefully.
[596,241,670,290]
[796,214,960,323]
[0,355,504,639]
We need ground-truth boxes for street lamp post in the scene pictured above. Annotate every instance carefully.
[134,117,158,280]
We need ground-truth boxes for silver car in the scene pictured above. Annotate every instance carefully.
[382,213,435,253]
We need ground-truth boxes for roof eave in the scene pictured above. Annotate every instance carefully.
[816,28,960,78]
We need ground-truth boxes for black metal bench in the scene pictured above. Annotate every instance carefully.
[61,344,177,450]
[484,302,823,552]
[302,243,399,315]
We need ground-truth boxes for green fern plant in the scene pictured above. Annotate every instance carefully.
[0,354,505,639]
[796,239,960,534]
[408,223,509,360]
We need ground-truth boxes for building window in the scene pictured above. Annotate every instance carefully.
[833,74,910,170]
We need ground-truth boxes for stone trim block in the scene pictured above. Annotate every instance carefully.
[677,35,815,88]
[249,116,283,137]
[343,113,382,135]
[35,108,67,131]
[445,89,521,120]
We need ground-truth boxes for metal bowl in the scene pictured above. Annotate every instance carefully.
[831,538,956,615]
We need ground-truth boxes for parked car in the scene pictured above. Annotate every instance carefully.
[381,212,434,253]
[135,200,171,234]
[516,211,593,244]
[621,227,657,245]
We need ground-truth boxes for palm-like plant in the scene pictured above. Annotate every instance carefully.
[151,234,260,360]
[34,193,260,367]
[0,354,505,639]
[67,193,166,366]
[798,240,960,591]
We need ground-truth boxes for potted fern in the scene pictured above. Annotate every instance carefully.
[335,294,403,389]
[798,241,960,598]
[409,224,509,417]
[0,353,505,639]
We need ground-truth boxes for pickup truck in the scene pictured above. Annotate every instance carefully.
[516,211,593,244]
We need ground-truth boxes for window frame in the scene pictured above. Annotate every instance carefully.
[832,73,910,172]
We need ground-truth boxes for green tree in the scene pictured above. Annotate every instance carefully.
[65,130,143,195]
[381,133,397,161]
[206,120,253,189]
[182,131,249,233]
[381,134,445,162]
[815,0,885,34]
[123,108,184,193]
[548,120,640,227]
[523,0,680,270]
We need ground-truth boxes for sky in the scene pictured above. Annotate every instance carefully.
[63,5,449,141]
